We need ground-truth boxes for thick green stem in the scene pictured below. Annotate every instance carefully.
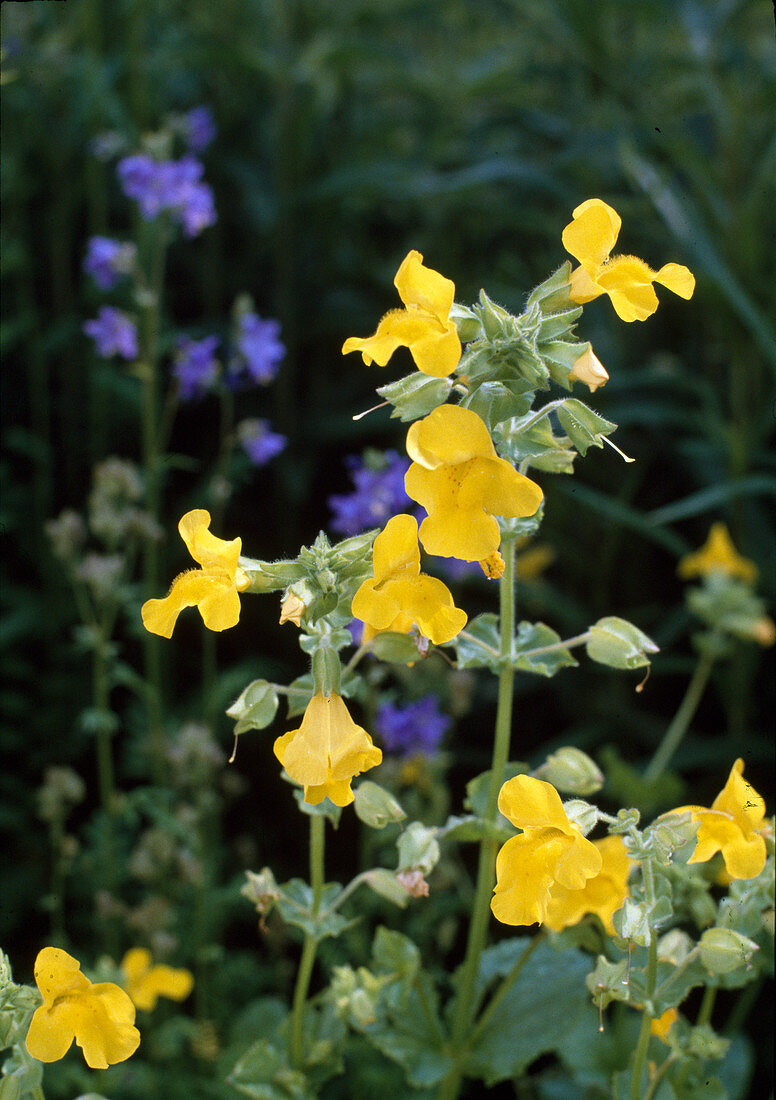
[290,814,325,1069]
[631,936,658,1100]
[437,541,516,1100]
[643,648,716,783]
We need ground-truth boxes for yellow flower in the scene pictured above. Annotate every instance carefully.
[274,692,382,807]
[121,948,193,1012]
[342,250,461,377]
[562,198,695,322]
[26,947,140,1070]
[670,759,767,880]
[568,345,609,392]
[404,405,543,564]
[677,522,758,583]
[142,509,250,638]
[491,775,603,927]
[351,514,467,645]
[543,835,632,935]
[650,1007,679,1043]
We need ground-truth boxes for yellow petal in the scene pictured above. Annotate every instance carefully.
[305,775,356,807]
[277,693,381,795]
[458,457,543,519]
[651,1008,679,1043]
[713,759,765,830]
[389,574,467,645]
[562,199,621,271]
[568,264,604,305]
[394,250,455,321]
[33,947,89,1006]
[407,405,495,467]
[569,346,609,392]
[409,322,461,377]
[141,966,194,1010]
[491,831,572,926]
[351,577,405,633]
[142,571,228,638]
[418,507,502,561]
[342,309,436,367]
[656,262,695,299]
[497,774,573,833]
[121,948,152,986]
[69,983,140,1069]
[26,1004,76,1064]
[372,514,420,582]
[179,509,241,575]
[678,524,758,582]
[553,830,603,892]
[198,581,242,632]
[596,256,660,322]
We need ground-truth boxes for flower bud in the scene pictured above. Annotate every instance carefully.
[241,868,280,915]
[562,799,599,836]
[449,302,483,343]
[698,928,759,975]
[397,822,440,875]
[279,590,307,627]
[353,781,406,829]
[569,345,609,392]
[535,747,604,796]
[397,869,430,898]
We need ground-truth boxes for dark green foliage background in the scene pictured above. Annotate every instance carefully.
[1,0,774,1095]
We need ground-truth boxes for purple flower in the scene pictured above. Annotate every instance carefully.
[375,696,450,757]
[181,106,217,153]
[231,314,285,385]
[117,154,216,238]
[83,237,136,290]
[84,307,138,360]
[173,335,220,400]
[237,419,287,466]
[328,450,411,536]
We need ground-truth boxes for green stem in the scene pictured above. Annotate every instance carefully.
[697,984,716,1027]
[93,639,115,814]
[631,936,658,1100]
[290,814,325,1069]
[642,648,716,783]
[437,540,516,1100]
[465,933,544,1054]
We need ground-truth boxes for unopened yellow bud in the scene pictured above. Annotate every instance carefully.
[279,592,306,627]
[569,346,609,392]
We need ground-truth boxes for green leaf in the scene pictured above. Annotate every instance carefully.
[454,613,500,670]
[359,928,452,1088]
[586,616,659,671]
[463,939,593,1085]
[438,813,515,843]
[276,880,353,941]
[512,620,578,676]
[361,869,410,908]
[458,380,533,431]
[556,398,618,455]
[369,631,424,664]
[377,372,452,421]
[226,679,280,735]
[227,1039,312,1100]
[396,822,440,874]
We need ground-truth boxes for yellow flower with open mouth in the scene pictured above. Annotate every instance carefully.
[121,948,193,1012]
[491,775,603,927]
[678,522,758,583]
[352,514,467,646]
[342,250,461,377]
[26,947,140,1070]
[404,405,543,567]
[562,198,695,322]
[668,758,767,880]
[142,509,250,637]
[543,834,631,935]
[274,692,382,806]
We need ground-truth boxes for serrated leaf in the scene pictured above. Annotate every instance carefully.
[227,1039,312,1100]
[377,373,452,422]
[463,938,593,1086]
[276,880,352,941]
[511,620,578,676]
[454,612,500,669]
[556,398,617,455]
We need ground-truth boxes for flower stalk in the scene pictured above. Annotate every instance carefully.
[643,647,716,783]
[290,812,326,1069]
[438,537,517,1100]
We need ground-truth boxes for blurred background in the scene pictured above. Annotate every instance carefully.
[1,0,774,1094]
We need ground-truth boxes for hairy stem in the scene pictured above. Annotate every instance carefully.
[290,813,326,1068]
[437,540,516,1100]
